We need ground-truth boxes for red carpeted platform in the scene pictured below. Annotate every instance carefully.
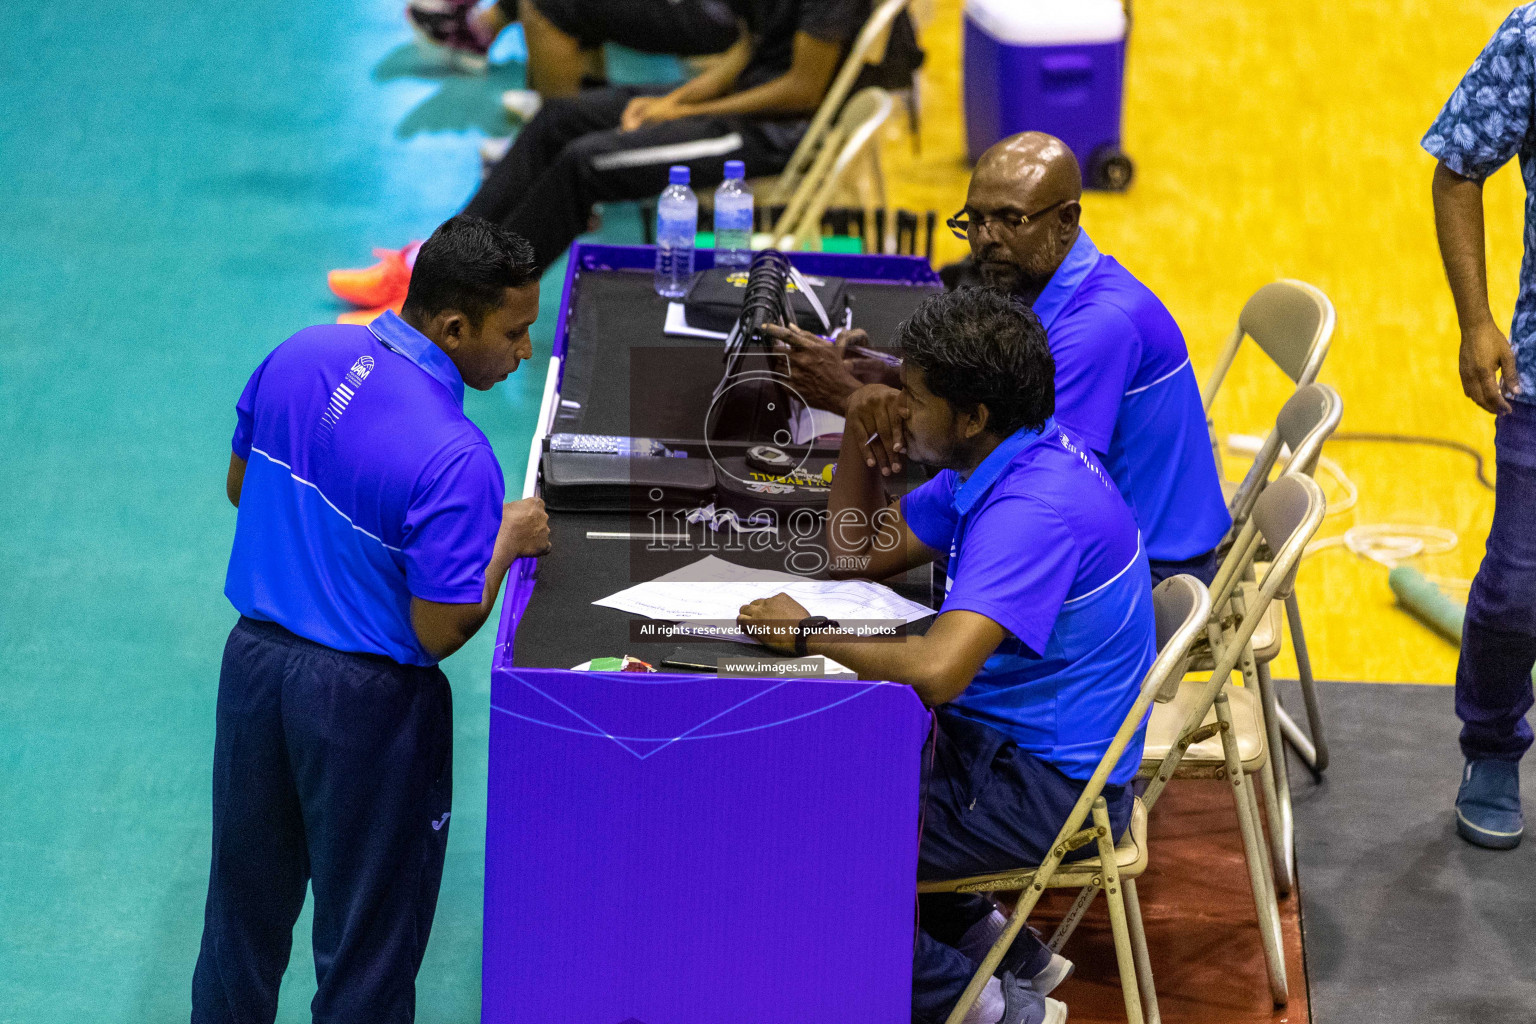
[1030,780,1308,1024]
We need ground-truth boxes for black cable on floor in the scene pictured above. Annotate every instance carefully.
[1327,432,1496,491]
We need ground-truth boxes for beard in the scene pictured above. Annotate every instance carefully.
[903,432,947,468]
[975,245,1060,297]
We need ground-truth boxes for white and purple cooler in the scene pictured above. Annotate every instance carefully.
[963,0,1133,190]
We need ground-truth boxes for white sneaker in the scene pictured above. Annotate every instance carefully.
[998,972,1068,1024]
[501,88,544,122]
[479,136,513,178]
[1028,953,1074,997]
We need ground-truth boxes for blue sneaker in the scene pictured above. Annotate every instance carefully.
[1455,759,1524,850]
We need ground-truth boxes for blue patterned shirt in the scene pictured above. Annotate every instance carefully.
[1424,4,1536,404]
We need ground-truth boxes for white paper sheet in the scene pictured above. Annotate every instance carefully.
[663,302,730,340]
[593,554,934,644]
[790,406,846,445]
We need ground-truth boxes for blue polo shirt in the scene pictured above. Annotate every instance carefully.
[226,311,505,666]
[1034,232,1231,563]
[902,420,1156,783]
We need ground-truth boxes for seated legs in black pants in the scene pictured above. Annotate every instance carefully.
[463,85,804,271]
[913,708,1134,1024]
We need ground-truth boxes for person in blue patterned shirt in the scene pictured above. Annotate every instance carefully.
[1425,4,1536,850]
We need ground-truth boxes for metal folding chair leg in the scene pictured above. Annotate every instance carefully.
[1244,774,1289,1005]
[1093,799,1146,1024]
[1282,592,1329,775]
[1217,692,1289,1006]
[1124,879,1160,1024]
[1249,762,1282,909]
[1048,884,1099,953]
[1277,705,1317,769]
[1254,663,1296,895]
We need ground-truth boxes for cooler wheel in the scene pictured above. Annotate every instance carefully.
[1090,148,1135,192]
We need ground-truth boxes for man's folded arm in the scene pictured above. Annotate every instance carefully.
[680,31,841,119]
[811,609,1006,706]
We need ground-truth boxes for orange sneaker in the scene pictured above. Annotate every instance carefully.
[328,242,420,308]
[336,298,403,326]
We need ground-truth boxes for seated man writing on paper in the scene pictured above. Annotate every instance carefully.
[767,131,1229,585]
[738,289,1156,1024]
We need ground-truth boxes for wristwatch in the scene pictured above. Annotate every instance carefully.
[795,615,838,657]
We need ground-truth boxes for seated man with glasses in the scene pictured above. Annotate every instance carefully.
[772,131,1230,584]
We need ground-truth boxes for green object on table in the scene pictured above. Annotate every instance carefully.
[588,656,626,672]
[820,235,864,254]
[696,231,716,249]
[1389,567,1465,644]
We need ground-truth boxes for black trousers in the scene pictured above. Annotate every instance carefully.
[463,85,804,271]
[1149,545,1220,587]
[191,617,453,1024]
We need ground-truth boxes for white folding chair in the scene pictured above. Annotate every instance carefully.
[1180,384,1340,906]
[1139,474,1328,1008]
[919,575,1212,1024]
[771,88,894,252]
[1219,385,1343,904]
[1202,280,1336,414]
[762,0,911,247]
[1204,281,1339,783]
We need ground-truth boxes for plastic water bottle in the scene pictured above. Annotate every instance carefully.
[714,160,754,268]
[654,165,698,299]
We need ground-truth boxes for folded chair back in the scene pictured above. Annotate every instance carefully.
[1202,280,1335,412]
[1153,574,1212,702]
[1227,382,1343,531]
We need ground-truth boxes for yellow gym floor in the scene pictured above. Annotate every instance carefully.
[884,0,1524,684]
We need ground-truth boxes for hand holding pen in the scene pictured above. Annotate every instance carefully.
[844,383,908,476]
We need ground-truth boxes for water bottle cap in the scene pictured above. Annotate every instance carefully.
[724,160,745,180]
[668,165,690,185]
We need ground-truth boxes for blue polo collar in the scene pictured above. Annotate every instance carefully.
[368,310,466,408]
[954,417,1057,515]
[1031,231,1101,330]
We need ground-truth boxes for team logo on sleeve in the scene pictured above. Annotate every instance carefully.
[319,355,375,435]
[1058,431,1115,492]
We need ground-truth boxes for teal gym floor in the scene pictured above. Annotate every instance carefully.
[0,5,677,1020]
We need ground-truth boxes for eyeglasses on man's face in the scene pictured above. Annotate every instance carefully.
[947,199,1072,240]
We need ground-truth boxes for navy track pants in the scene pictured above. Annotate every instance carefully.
[191,617,453,1024]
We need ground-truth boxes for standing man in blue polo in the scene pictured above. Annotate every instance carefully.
[740,289,1155,1024]
[1425,5,1536,851]
[191,216,551,1023]
[776,131,1230,584]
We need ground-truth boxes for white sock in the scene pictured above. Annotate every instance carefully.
[962,977,1006,1024]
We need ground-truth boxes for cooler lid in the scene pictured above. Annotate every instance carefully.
[965,0,1126,45]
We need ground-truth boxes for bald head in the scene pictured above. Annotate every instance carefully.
[973,132,1083,209]
[963,132,1084,299]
